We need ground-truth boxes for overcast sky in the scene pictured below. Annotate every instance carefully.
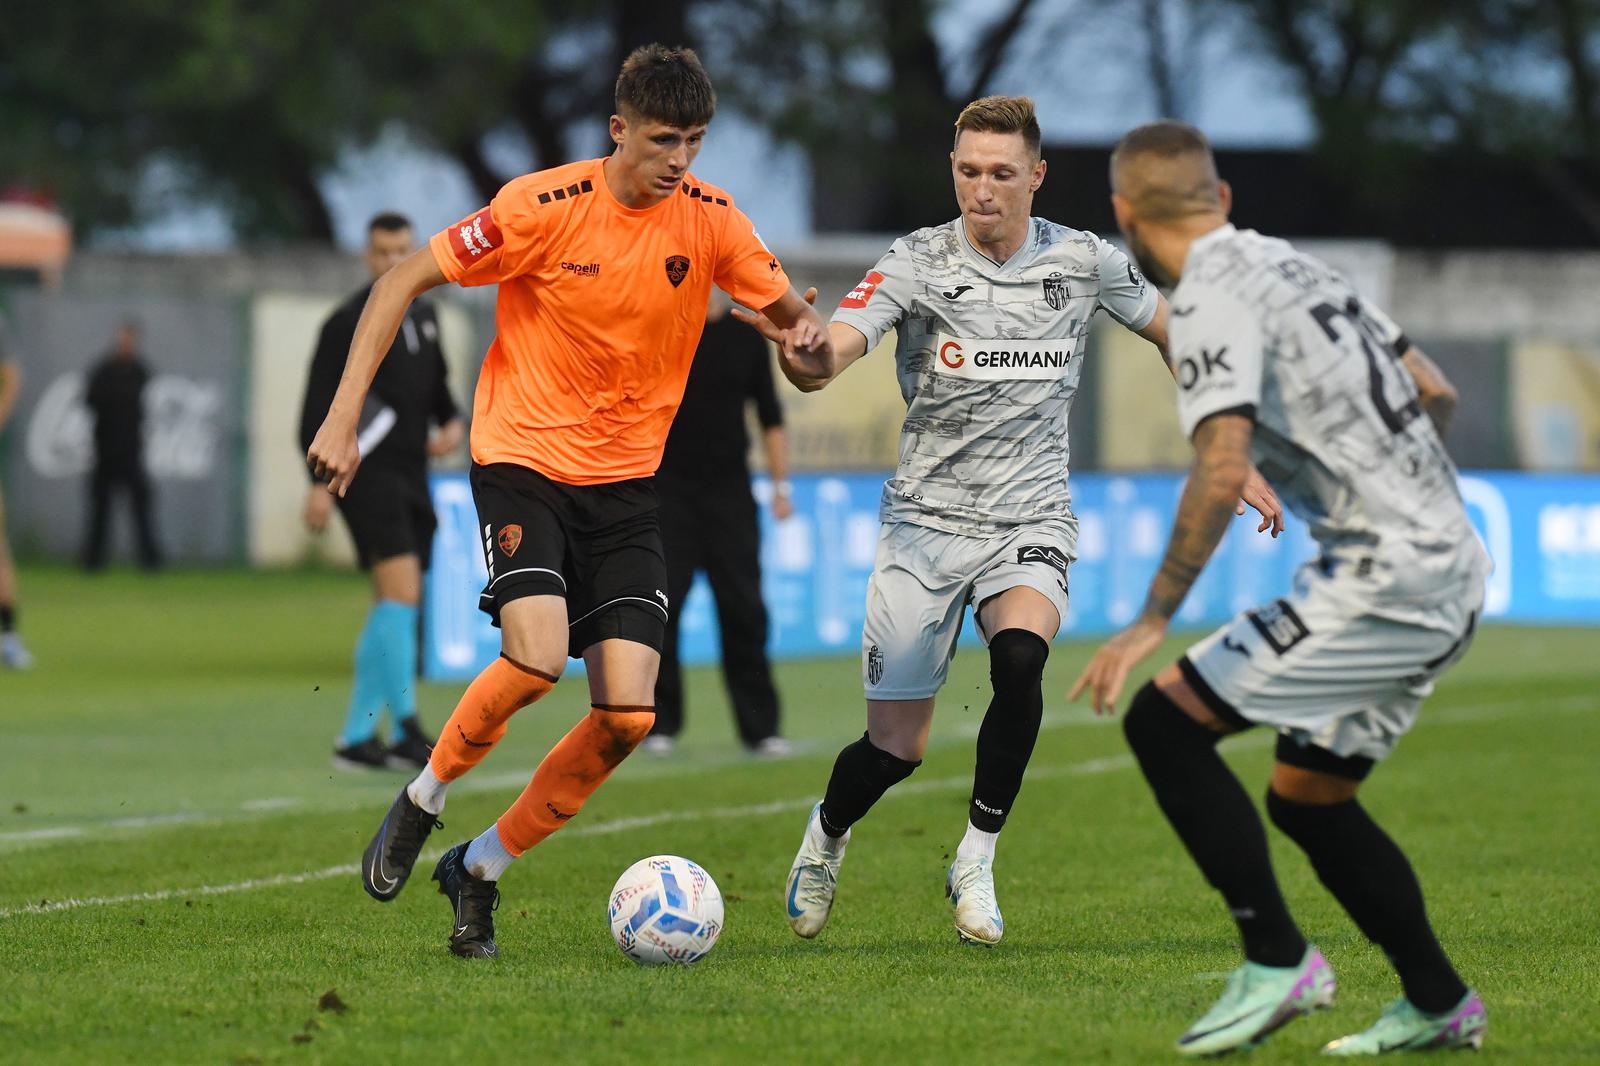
[116,4,1315,251]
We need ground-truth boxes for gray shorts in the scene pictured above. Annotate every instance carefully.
[861,517,1077,700]
[1184,559,1483,762]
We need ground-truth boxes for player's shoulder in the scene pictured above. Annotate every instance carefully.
[1031,218,1117,264]
[674,169,739,211]
[493,159,605,220]
[878,220,963,273]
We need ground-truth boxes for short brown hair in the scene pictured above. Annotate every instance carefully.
[615,43,716,128]
[1109,121,1222,219]
[953,95,1041,158]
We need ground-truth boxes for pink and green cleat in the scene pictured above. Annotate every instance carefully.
[1322,990,1487,1055]
[1177,945,1337,1056]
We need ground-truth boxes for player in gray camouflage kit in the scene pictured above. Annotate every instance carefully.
[1074,121,1488,1056]
[741,97,1283,947]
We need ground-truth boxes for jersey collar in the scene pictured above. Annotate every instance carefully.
[1182,222,1238,273]
[955,216,1038,274]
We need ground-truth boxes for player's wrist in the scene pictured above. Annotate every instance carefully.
[772,479,793,498]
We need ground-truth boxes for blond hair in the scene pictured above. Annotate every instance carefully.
[954,95,1041,158]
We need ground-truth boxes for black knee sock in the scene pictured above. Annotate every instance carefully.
[1266,790,1468,1012]
[818,732,920,837]
[970,629,1049,832]
[1123,682,1307,966]
[0,604,13,633]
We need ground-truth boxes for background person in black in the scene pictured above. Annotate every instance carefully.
[299,212,464,772]
[82,318,162,572]
[0,323,31,669]
[646,289,794,757]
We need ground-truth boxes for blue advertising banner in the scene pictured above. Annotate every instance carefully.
[424,470,1600,681]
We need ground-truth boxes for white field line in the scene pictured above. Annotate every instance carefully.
[0,743,1181,921]
[0,693,1584,916]
[0,714,1089,849]
[1,691,1585,851]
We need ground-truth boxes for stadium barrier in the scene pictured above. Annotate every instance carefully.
[423,469,1600,681]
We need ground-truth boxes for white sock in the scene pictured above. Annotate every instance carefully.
[464,824,516,882]
[809,805,847,853]
[406,763,448,815]
[957,821,999,863]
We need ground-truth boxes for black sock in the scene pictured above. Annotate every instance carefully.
[0,604,13,633]
[970,629,1049,832]
[1123,682,1307,966]
[1266,790,1468,1012]
[818,732,920,837]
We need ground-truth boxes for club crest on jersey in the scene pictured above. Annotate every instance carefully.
[1042,276,1069,311]
[867,644,884,685]
[665,255,690,288]
[497,524,523,557]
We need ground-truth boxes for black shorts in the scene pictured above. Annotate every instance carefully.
[470,462,668,658]
[336,465,437,571]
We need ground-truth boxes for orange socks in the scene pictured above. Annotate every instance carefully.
[495,704,656,855]
[428,654,557,781]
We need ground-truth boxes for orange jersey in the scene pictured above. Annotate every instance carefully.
[429,158,791,485]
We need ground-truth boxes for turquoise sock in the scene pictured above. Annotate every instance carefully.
[341,606,389,746]
[371,600,420,729]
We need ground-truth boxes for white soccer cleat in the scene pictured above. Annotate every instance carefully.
[785,802,848,939]
[1,633,33,671]
[946,856,1003,945]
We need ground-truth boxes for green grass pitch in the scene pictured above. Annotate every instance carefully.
[2,566,1597,1063]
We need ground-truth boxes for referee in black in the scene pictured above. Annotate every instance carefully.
[646,290,794,757]
[299,211,463,772]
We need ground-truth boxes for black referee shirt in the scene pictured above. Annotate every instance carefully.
[659,313,783,480]
[299,286,459,479]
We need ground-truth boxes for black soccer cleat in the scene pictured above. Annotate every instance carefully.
[333,737,392,772]
[385,717,435,771]
[361,786,442,902]
[432,842,500,959]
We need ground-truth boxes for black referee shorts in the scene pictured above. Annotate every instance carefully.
[336,465,438,571]
[470,462,669,659]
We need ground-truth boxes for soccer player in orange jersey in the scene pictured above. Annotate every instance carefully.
[307,44,832,958]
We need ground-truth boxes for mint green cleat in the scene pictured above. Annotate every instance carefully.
[1322,991,1486,1055]
[1177,946,1336,1057]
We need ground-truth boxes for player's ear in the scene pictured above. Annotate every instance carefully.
[1031,157,1046,191]
[1111,192,1135,233]
[1218,179,1233,218]
[609,113,627,148]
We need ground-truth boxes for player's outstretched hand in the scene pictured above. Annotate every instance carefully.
[778,317,835,392]
[307,412,360,497]
[731,286,818,344]
[1069,617,1167,716]
[1238,465,1285,537]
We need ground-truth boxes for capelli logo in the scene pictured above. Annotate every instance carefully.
[561,261,601,277]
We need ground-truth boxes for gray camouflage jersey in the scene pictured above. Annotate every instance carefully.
[1171,224,1488,615]
[833,217,1158,535]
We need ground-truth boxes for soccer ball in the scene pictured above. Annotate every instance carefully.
[608,855,724,966]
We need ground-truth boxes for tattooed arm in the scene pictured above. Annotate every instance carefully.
[1141,413,1255,620]
[1070,412,1254,713]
